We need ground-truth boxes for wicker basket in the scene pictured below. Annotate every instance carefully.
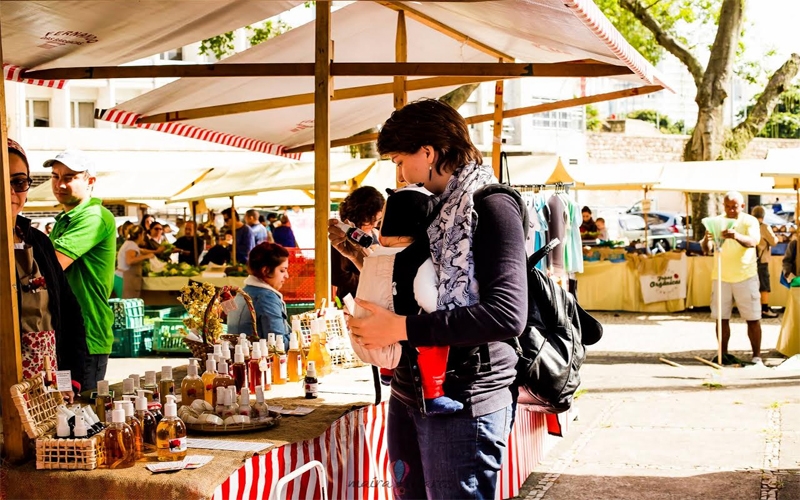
[290,309,361,368]
[183,284,257,359]
[10,374,106,470]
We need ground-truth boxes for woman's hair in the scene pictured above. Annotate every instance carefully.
[127,225,144,241]
[248,242,290,278]
[141,214,154,229]
[7,139,30,175]
[339,186,385,226]
[751,206,766,219]
[377,98,482,175]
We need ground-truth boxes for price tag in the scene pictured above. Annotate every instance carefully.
[220,299,238,314]
[55,370,72,392]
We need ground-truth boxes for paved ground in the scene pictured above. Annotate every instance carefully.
[516,311,800,500]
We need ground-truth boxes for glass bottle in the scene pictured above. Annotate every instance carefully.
[305,361,319,399]
[202,355,217,406]
[104,406,135,469]
[272,337,288,385]
[307,334,325,379]
[212,361,235,406]
[287,333,303,382]
[135,390,157,449]
[231,345,247,393]
[318,330,332,377]
[238,387,252,418]
[181,360,205,407]
[122,399,143,460]
[249,344,263,393]
[143,370,159,403]
[156,396,187,462]
[159,366,175,406]
[95,380,112,424]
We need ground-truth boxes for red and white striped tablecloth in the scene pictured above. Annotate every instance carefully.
[213,403,562,500]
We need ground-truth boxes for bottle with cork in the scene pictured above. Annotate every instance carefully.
[271,337,288,385]
[95,380,112,424]
[159,366,175,405]
[143,370,159,402]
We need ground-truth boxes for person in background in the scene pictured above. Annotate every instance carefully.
[140,214,155,233]
[580,206,598,239]
[259,214,275,243]
[221,207,255,264]
[44,222,53,235]
[162,224,177,244]
[200,234,232,266]
[142,222,172,261]
[782,234,800,287]
[116,220,133,250]
[752,206,779,318]
[227,242,292,346]
[246,209,268,246]
[46,149,116,391]
[174,217,186,238]
[272,214,298,248]
[332,98,527,499]
[702,191,763,366]
[772,198,783,214]
[173,220,199,266]
[115,225,163,299]
[595,217,609,240]
[9,139,87,400]
[332,186,385,303]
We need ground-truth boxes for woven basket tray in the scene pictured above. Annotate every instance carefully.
[10,374,106,470]
[186,412,281,434]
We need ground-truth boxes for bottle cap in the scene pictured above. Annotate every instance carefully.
[164,395,177,418]
[123,378,134,395]
[255,386,265,403]
[97,380,109,396]
[187,363,198,377]
[122,400,135,417]
[240,387,250,405]
[289,333,299,350]
[291,318,302,333]
[58,404,76,419]
[218,361,229,373]
[135,390,150,411]
[235,350,245,364]
[83,405,100,425]
[306,361,317,378]
[129,374,141,390]
[259,339,268,354]
[213,344,223,362]
[222,341,231,359]
[276,337,286,353]
[73,416,88,437]
[111,408,126,424]
[56,413,71,438]
[206,356,217,373]
[145,371,156,386]
[162,365,173,380]
[268,333,275,347]
[252,344,262,360]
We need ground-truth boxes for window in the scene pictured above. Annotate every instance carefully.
[531,98,584,130]
[160,47,183,61]
[25,99,50,127]
[71,101,95,128]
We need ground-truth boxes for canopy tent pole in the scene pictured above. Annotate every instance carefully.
[314,1,332,309]
[491,59,505,179]
[230,196,237,265]
[394,11,407,110]
[642,186,650,252]
[0,23,26,463]
[795,179,799,226]
[192,200,199,266]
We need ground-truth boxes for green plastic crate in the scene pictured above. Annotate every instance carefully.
[152,318,191,353]
[110,324,153,358]
[286,302,315,317]
[109,298,145,329]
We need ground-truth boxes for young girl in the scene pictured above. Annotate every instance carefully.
[227,242,291,346]
[350,186,463,415]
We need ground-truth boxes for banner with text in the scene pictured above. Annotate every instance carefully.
[639,255,688,304]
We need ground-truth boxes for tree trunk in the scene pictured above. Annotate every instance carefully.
[684,105,726,239]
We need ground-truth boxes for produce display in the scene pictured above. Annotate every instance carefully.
[143,261,203,277]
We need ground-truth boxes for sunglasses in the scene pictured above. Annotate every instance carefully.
[10,177,33,193]
[152,227,164,232]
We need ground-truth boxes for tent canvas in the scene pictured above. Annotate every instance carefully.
[653,159,795,195]
[764,148,800,190]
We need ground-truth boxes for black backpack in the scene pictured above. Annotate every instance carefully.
[473,184,603,414]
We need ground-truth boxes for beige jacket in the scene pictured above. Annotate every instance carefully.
[757,222,778,264]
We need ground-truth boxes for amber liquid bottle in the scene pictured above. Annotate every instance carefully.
[271,337,288,385]
[159,366,175,406]
[232,347,247,394]
[287,334,303,383]
[104,407,135,469]
[181,361,205,407]
[307,334,325,378]
[122,400,143,460]
[156,396,187,462]
[249,344,263,393]
[202,356,217,406]
[212,361,235,406]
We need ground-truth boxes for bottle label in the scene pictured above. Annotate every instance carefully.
[305,382,318,396]
[169,436,187,453]
[279,355,288,380]
[296,355,303,377]
[265,367,272,385]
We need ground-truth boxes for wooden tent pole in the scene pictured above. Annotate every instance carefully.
[314,1,332,309]
[394,11,408,110]
[0,20,26,463]
[491,58,505,179]
[230,196,237,265]
[192,200,199,266]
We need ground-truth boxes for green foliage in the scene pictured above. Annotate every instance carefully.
[751,84,800,139]
[627,109,685,134]
[199,19,292,60]
[585,104,603,131]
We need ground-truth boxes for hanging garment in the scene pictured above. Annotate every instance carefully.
[562,194,584,274]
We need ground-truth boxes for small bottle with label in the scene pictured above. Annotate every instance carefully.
[143,371,159,403]
[272,337,288,385]
[181,359,205,407]
[307,335,325,379]
[104,405,136,469]
[156,395,187,462]
[228,386,239,415]
[159,366,175,405]
[238,387,252,418]
[95,380,112,424]
[212,361,235,406]
[220,389,236,419]
[287,333,303,382]
[202,354,217,405]
[254,386,270,421]
[305,361,319,399]
[232,345,247,393]
[121,399,143,460]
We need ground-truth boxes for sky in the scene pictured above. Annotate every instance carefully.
[746,1,800,64]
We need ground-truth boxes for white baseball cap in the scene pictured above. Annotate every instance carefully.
[42,150,96,177]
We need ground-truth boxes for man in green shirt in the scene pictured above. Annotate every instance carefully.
[47,150,116,391]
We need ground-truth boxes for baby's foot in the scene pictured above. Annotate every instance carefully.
[379,368,393,386]
[425,396,463,415]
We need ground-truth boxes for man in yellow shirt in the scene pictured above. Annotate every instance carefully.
[702,191,762,365]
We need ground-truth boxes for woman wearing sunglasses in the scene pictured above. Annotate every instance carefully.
[8,138,87,399]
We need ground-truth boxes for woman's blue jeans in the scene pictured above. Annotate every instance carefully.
[386,396,514,500]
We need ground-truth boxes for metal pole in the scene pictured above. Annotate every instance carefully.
[717,249,723,366]
[192,200,198,266]
[230,196,237,265]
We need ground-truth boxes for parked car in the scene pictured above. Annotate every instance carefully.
[627,211,687,250]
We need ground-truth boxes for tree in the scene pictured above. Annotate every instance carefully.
[199,19,291,60]
[597,0,800,237]
[752,83,800,138]
[586,104,603,131]
[627,109,685,134]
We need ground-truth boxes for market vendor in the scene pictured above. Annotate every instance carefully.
[173,220,199,266]
[142,222,173,261]
[580,206,598,239]
[9,139,87,398]
[115,225,165,298]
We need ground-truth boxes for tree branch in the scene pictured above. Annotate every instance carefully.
[728,53,800,155]
[619,0,704,87]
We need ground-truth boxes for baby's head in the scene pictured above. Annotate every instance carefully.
[596,217,606,231]
[378,185,434,247]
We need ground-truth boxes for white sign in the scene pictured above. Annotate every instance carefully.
[639,255,688,304]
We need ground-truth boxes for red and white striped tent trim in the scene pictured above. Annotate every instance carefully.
[3,63,64,89]
[212,402,564,500]
[96,108,301,160]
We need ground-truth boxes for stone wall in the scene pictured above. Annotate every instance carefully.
[586,133,800,164]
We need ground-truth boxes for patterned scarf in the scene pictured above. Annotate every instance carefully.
[428,162,495,310]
